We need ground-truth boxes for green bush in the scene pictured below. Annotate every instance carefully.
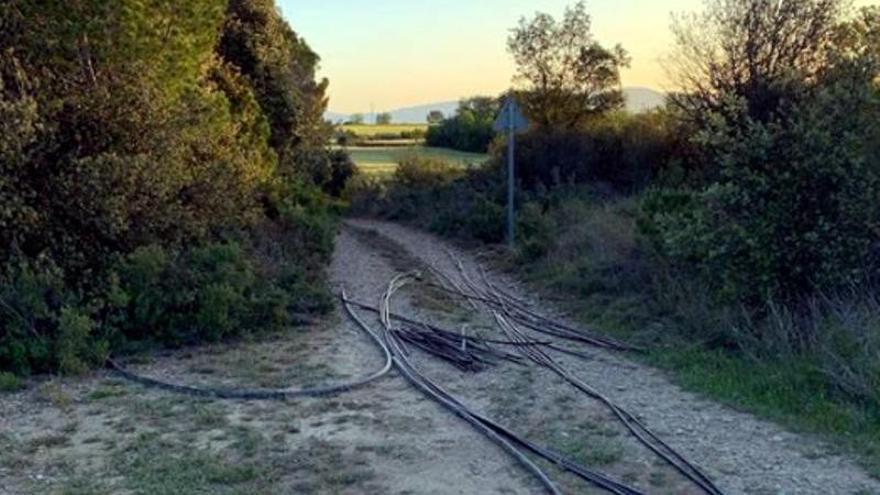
[393,155,464,189]
[0,262,65,375]
[114,242,287,348]
[425,97,499,153]
[56,307,106,375]
[0,262,109,376]
[358,156,508,243]
[0,371,23,392]
[0,230,334,376]
[462,196,506,244]
[642,78,880,303]
[516,202,557,262]
[0,0,339,376]
[512,111,675,192]
[326,150,358,197]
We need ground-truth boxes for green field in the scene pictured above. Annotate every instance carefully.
[342,124,428,137]
[346,146,489,174]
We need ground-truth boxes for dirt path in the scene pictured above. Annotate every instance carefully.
[338,219,880,495]
[1,220,878,494]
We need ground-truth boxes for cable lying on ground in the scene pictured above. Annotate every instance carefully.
[355,272,646,495]
[107,296,393,400]
[345,297,596,365]
[102,225,721,494]
[444,251,724,495]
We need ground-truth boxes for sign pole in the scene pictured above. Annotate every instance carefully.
[507,102,516,249]
[493,94,528,250]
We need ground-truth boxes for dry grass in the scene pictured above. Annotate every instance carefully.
[551,197,638,266]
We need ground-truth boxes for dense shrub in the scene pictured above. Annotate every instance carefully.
[393,156,465,189]
[114,242,292,347]
[347,156,506,243]
[513,111,674,192]
[0,0,339,376]
[0,191,337,377]
[326,150,358,197]
[0,261,90,375]
[425,97,499,153]
[290,148,357,197]
[335,128,427,146]
[426,119,496,153]
[643,61,880,304]
[515,202,558,262]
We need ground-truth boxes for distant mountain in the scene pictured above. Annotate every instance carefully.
[326,88,667,124]
[325,101,458,125]
[623,87,666,113]
[386,101,459,124]
[324,111,350,124]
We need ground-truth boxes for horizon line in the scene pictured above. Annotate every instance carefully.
[326,86,667,115]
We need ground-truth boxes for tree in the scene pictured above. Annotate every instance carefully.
[425,97,500,152]
[348,113,365,125]
[218,0,331,163]
[456,97,498,121]
[0,0,341,375]
[0,0,276,273]
[376,112,392,125]
[508,2,629,129]
[647,2,880,303]
[668,0,848,125]
[831,6,880,72]
[427,110,445,124]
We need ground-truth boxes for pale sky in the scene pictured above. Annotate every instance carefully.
[277,0,873,114]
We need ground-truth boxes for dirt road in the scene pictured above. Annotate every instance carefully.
[0,220,877,494]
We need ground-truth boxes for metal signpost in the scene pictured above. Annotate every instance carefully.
[494,94,530,248]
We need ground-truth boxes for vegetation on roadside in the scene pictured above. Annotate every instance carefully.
[335,124,428,147]
[0,0,349,376]
[347,0,880,473]
[425,97,500,153]
[344,146,488,175]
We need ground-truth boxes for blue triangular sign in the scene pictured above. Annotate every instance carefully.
[494,96,530,133]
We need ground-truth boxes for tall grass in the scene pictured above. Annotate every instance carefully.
[527,193,880,408]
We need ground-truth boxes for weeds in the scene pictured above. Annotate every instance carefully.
[0,371,23,392]
[86,384,128,402]
[38,382,73,411]
[115,432,267,495]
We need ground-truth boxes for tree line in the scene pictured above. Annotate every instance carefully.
[506,0,880,304]
[0,0,352,376]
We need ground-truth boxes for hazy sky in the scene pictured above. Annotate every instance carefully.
[277,0,868,113]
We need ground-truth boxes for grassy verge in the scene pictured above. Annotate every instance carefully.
[648,348,879,472]
[504,201,880,478]
[345,146,488,174]
[0,324,383,495]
